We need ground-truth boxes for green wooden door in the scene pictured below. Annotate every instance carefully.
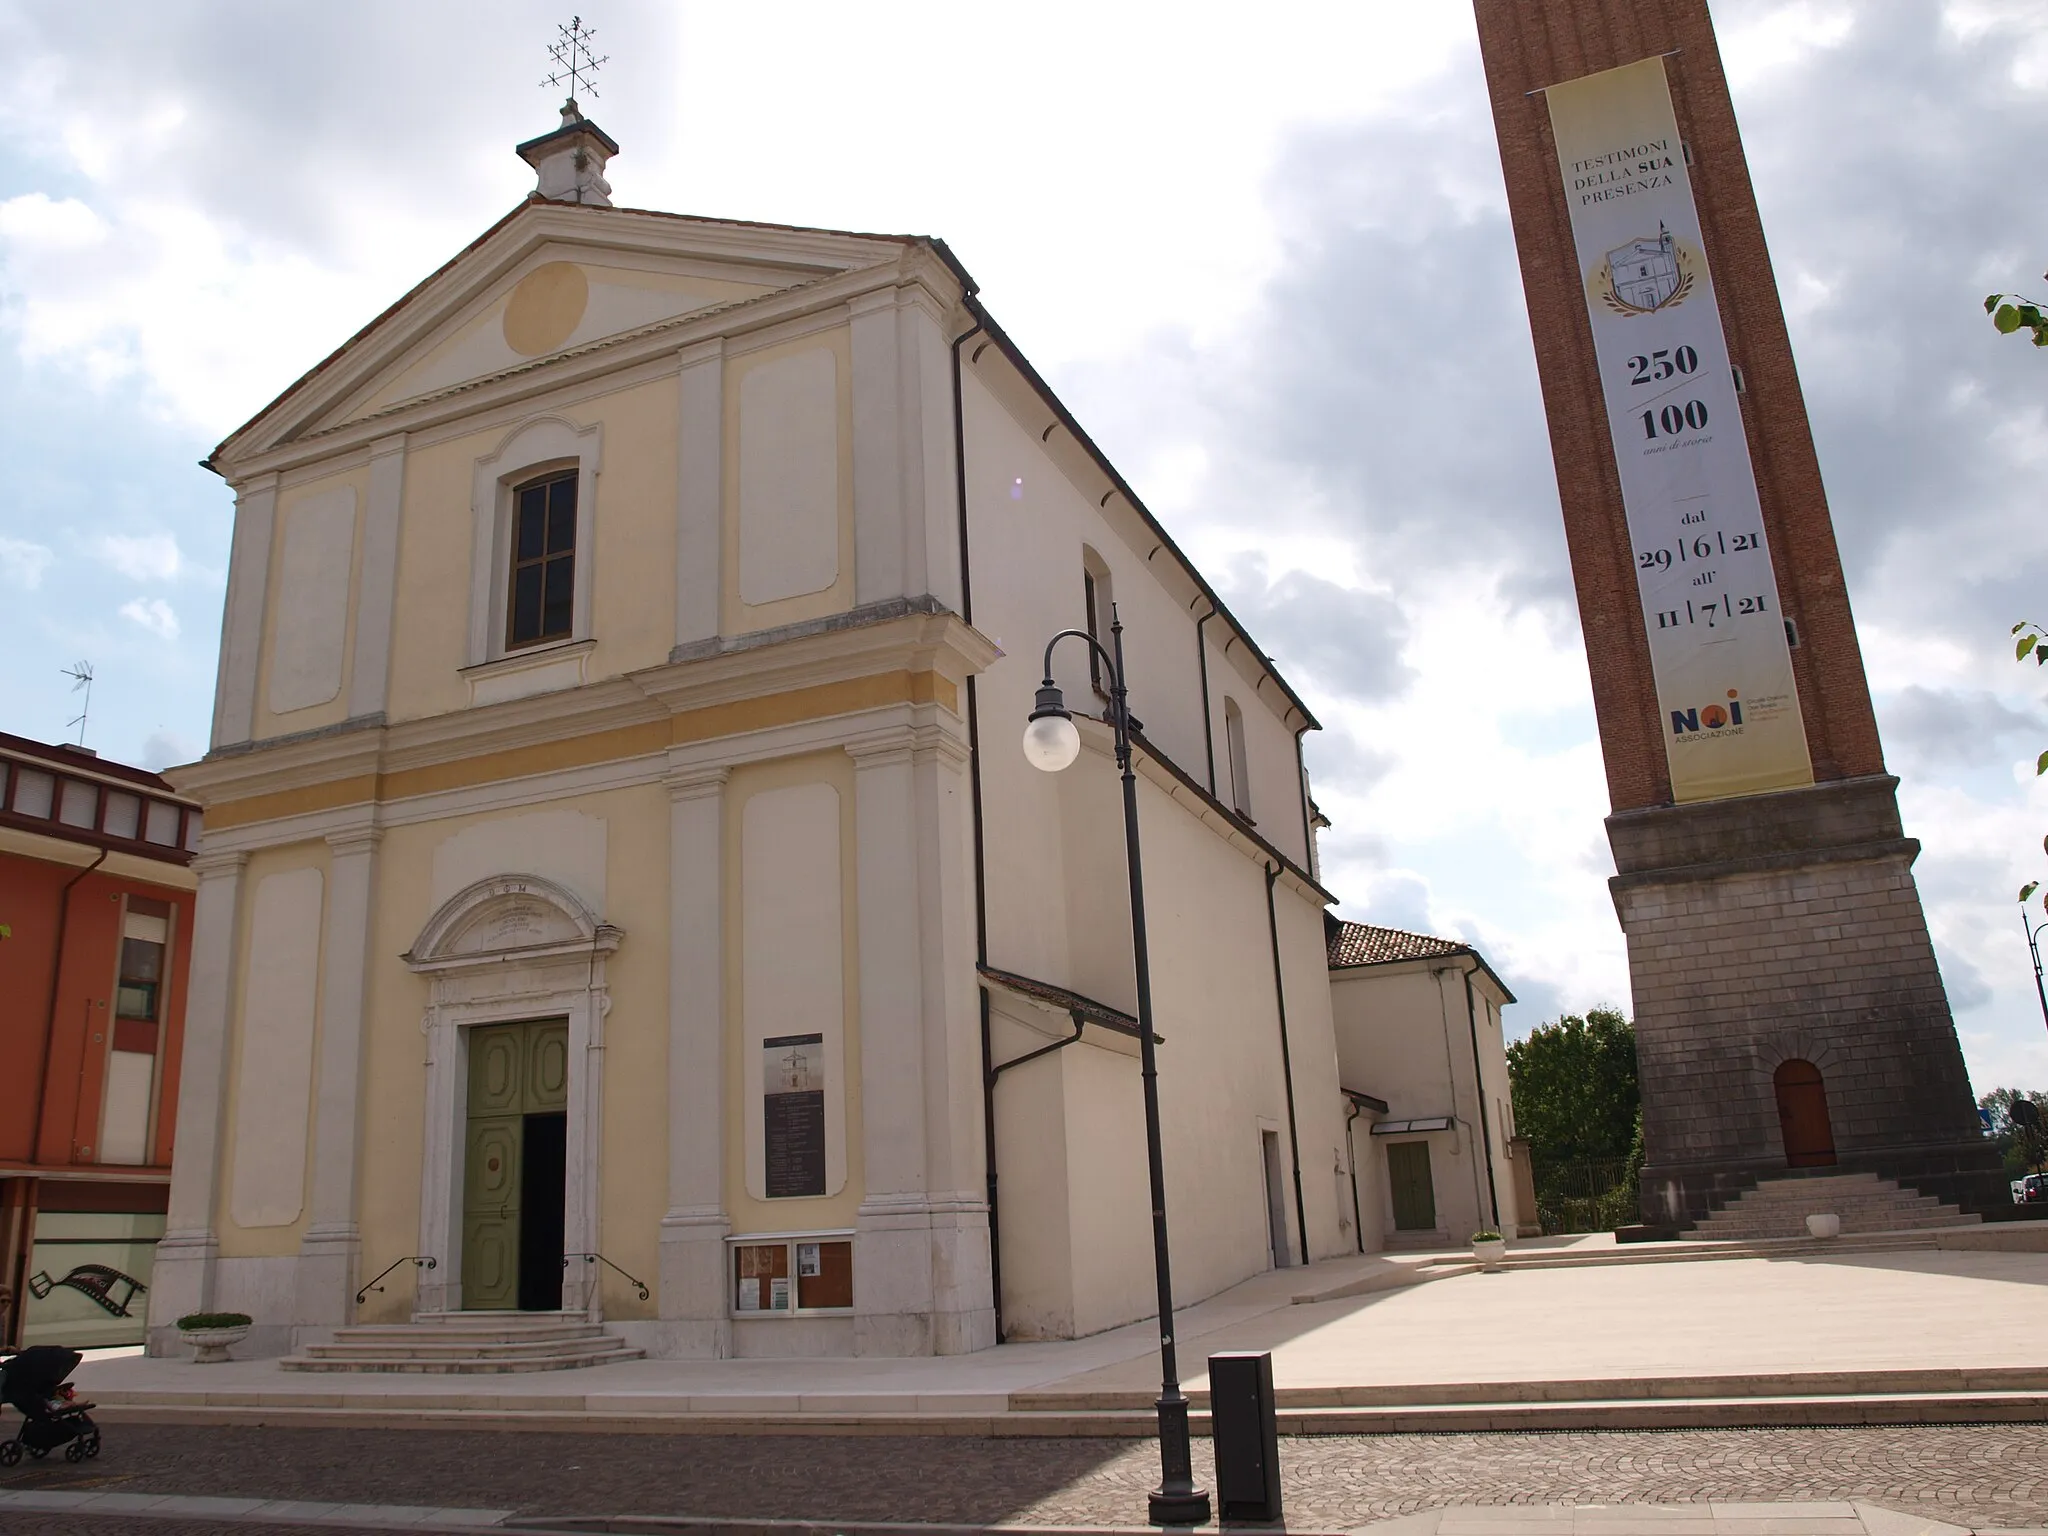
[462,1020,568,1310]
[1387,1141,1437,1232]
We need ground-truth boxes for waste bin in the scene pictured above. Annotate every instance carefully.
[1209,1349,1282,1521]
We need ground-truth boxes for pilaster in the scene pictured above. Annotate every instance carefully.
[659,764,731,1356]
[847,726,993,1356]
[213,476,277,749]
[848,286,963,615]
[146,849,247,1352]
[294,825,382,1333]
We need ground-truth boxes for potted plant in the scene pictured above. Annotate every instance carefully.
[1470,1230,1508,1271]
[176,1311,252,1363]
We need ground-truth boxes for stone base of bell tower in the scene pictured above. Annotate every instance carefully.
[1610,775,2011,1231]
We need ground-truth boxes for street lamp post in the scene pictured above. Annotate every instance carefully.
[2025,907,2048,1038]
[1022,604,1212,1528]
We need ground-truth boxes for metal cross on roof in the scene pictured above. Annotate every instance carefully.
[542,15,608,105]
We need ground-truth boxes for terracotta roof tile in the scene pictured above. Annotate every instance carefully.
[1326,920,1467,970]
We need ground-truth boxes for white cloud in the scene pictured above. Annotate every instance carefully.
[119,597,178,639]
[0,535,54,588]
[141,728,197,771]
[93,531,182,581]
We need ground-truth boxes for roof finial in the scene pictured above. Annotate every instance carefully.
[542,15,608,112]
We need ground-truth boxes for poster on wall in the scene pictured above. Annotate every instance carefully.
[763,1033,826,1199]
[21,1211,163,1349]
[1546,57,1813,803]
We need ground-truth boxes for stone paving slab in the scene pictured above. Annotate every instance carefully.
[77,1248,2048,1434]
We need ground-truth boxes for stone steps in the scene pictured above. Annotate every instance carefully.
[1682,1173,1980,1241]
[280,1313,643,1374]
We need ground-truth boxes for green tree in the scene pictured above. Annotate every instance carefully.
[1980,1087,2048,1180]
[1507,1007,1640,1165]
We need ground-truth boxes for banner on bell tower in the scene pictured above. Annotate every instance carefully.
[1546,57,1812,803]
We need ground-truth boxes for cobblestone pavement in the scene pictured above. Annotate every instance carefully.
[5,1423,2048,1531]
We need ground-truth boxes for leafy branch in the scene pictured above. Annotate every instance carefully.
[1988,285,2048,347]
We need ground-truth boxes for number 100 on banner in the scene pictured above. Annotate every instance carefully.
[1546,57,1812,803]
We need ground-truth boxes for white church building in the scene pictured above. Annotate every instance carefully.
[147,102,1509,1365]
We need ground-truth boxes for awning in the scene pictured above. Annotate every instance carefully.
[1370,1116,1455,1136]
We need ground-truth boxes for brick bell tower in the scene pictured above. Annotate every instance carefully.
[1472,0,2010,1228]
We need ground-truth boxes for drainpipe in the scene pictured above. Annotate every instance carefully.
[1293,726,1314,877]
[951,316,1003,1340]
[32,848,108,1164]
[1344,1098,1366,1254]
[1464,967,1501,1232]
[1264,864,1308,1266]
[1195,609,1217,795]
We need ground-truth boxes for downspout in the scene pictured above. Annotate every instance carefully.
[1431,964,1483,1229]
[1196,609,1217,795]
[33,847,108,1163]
[1293,725,1314,876]
[952,316,1002,1340]
[1263,864,1309,1266]
[1344,1099,1366,1254]
[1464,966,1501,1232]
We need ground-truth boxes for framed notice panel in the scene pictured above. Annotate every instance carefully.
[762,1033,826,1199]
[1547,57,1813,803]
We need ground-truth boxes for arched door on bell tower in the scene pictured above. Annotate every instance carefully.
[1774,1060,1836,1169]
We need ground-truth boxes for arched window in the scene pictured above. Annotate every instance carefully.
[1225,698,1252,820]
[1773,1059,1837,1168]
[507,469,579,649]
[1082,546,1113,697]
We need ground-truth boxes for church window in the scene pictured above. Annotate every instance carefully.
[506,470,578,649]
[1082,546,1113,698]
[1225,697,1253,820]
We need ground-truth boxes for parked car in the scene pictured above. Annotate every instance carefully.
[2018,1174,2048,1204]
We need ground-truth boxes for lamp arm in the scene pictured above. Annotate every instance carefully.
[1039,628,1119,692]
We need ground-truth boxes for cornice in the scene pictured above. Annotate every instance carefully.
[174,605,995,820]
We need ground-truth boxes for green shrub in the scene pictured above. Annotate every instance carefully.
[1470,1230,1504,1243]
[175,1312,252,1330]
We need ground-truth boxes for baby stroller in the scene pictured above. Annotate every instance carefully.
[0,1345,101,1465]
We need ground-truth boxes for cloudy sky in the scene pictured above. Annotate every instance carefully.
[3,1,2047,1088]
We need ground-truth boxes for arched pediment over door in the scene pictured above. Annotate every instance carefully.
[402,874,622,1320]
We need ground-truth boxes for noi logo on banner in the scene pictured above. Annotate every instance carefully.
[1671,690,1745,736]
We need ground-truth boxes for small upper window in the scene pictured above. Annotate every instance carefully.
[507,470,578,650]
[1082,547,1113,696]
[1225,698,1253,820]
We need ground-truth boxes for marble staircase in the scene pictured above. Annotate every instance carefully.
[1680,1171,1979,1241]
[280,1312,643,1373]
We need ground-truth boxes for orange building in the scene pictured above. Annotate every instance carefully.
[0,732,200,1348]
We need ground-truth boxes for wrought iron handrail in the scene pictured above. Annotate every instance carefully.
[356,1255,437,1306]
[562,1251,649,1300]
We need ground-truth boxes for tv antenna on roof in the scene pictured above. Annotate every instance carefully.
[542,16,608,106]
[62,659,94,746]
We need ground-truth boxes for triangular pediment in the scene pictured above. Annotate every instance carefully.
[212,200,924,471]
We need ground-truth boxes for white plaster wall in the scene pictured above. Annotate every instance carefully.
[268,487,356,716]
[430,809,608,916]
[229,867,325,1229]
[985,1005,1076,1341]
[741,781,848,1199]
[739,346,839,605]
[1329,962,1500,1243]
[99,1051,154,1165]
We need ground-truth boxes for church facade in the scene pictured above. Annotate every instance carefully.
[146,108,1354,1359]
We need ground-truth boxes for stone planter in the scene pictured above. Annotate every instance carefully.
[1805,1213,1841,1239]
[1472,1237,1508,1271]
[180,1324,250,1364]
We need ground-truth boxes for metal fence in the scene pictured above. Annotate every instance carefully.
[1534,1156,1638,1234]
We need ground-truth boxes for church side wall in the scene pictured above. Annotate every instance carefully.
[962,365,1347,1338]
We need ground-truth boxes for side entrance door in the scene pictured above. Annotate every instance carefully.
[1387,1140,1437,1232]
[462,1019,569,1310]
